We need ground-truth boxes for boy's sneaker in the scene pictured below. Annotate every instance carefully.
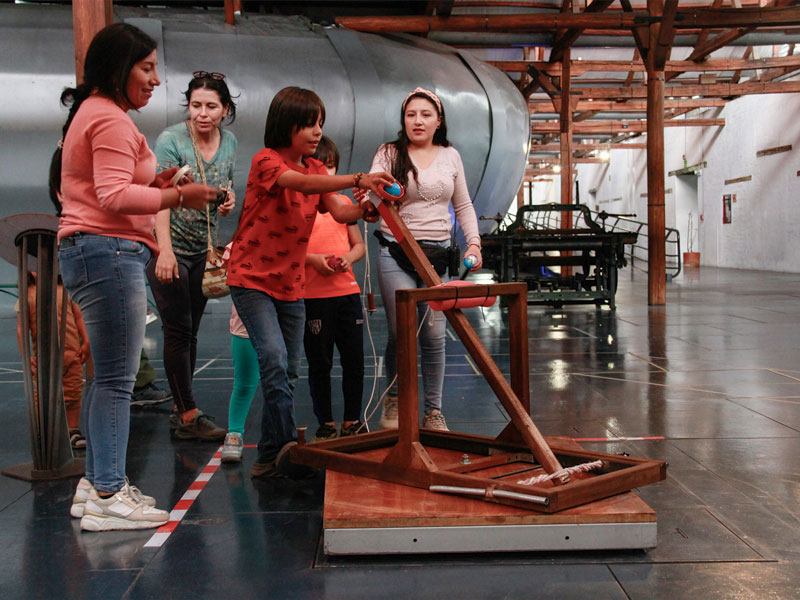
[79,484,168,531]
[379,396,399,429]
[311,423,338,442]
[221,432,244,463]
[131,382,172,407]
[422,409,449,431]
[250,460,286,479]
[71,477,156,518]
[174,413,226,441]
[275,441,316,479]
[340,420,366,437]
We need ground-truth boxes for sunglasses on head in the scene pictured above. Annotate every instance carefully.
[193,71,226,81]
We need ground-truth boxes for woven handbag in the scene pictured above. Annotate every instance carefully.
[187,120,230,299]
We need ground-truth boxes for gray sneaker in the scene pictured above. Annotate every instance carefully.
[174,413,226,441]
[422,409,449,431]
[131,382,172,407]
[80,484,168,531]
[221,432,243,463]
[379,396,399,429]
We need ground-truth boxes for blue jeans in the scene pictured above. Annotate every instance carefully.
[230,286,305,463]
[377,243,448,414]
[58,233,150,493]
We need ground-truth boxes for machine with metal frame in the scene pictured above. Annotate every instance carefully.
[480,203,637,309]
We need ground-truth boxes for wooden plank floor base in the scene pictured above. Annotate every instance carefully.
[323,438,657,555]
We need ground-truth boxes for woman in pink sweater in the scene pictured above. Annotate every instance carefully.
[51,23,216,532]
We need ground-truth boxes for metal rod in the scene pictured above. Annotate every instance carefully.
[492,489,550,506]
[429,485,487,497]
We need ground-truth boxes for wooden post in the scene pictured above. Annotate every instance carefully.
[72,0,113,84]
[647,0,667,305]
[559,48,574,275]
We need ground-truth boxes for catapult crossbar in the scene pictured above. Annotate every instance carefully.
[290,199,666,513]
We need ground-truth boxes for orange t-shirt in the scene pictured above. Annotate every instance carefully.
[227,149,332,301]
[304,210,361,299]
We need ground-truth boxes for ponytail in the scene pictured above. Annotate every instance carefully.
[49,84,92,211]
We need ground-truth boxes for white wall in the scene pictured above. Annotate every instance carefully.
[568,93,800,272]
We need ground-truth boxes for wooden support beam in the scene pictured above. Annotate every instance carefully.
[533,157,610,164]
[336,6,800,34]
[566,79,800,99]
[530,142,648,151]
[493,55,800,74]
[652,0,679,70]
[619,0,649,60]
[72,0,113,83]
[647,0,666,306]
[528,65,562,100]
[530,98,728,112]
[532,118,725,133]
[549,0,615,63]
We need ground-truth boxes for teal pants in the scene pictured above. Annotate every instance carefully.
[227,334,260,435]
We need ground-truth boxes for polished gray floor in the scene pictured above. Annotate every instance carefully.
[0,266,799,599]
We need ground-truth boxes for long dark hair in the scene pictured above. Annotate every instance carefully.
[263,87,325,150]
[384,91,450,189]
[183,73,237,124]
[48,23,157,208]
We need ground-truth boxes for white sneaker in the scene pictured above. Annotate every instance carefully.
[422,409,449,431]
[221,432,243,463]
[80,484,169,532]
[70,477,94,518]
[379,396,399,429]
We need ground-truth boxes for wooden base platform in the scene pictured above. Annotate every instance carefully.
[322,439,657,555]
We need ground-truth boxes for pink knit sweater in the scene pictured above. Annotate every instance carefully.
[58,95,162,253]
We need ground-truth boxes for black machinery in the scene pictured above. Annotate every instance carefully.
[480,203,637,309]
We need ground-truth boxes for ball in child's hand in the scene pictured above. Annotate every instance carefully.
[327,256,344,270]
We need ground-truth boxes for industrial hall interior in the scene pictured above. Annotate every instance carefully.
[2,0,800,598]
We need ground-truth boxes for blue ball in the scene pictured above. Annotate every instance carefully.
[383,182,403,197]
[464,254,478,268]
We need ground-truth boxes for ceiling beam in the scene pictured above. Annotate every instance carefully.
[530,98,729,111]
[564,79,800,99]
[491,55,800,74]
[549,0,615,63]
[335,7,800,33]
[532,118,725,133]
[530,143,648,150]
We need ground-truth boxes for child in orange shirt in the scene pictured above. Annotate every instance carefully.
[304,137,366,440]
[16,272,91,448]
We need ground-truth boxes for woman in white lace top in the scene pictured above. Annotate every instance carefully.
[368,87,482,432]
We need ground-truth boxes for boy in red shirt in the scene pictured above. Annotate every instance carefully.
[304,137,366,440]
[226,87,393,478]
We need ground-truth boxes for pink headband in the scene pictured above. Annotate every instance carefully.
[402,87,442,115]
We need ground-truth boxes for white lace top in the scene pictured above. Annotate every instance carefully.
[369,144,481,246]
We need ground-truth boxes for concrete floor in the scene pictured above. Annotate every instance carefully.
[1,266,799,599]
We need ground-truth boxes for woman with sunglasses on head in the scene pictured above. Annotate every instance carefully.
[147,71,238,441]
[53,24,217,531]
[368,88,482,432]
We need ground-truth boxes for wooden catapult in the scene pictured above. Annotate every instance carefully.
[291,196,666,513]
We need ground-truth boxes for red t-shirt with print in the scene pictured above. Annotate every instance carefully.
[227,148,330,301]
